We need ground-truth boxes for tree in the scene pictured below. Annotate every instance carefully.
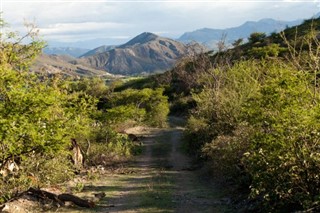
[0,20,45,70]
[104,88,169,127]
[232,38,244,47]
[249,44,286,58]
[248,32,266,44]
[0,20,98,201]
[217,32,228,52]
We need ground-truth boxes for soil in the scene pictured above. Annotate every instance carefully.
[2,117,234,213]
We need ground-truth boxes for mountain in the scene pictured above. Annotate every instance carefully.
[31,53,114,77]
[313,12,320,18]
[80,45,117,58]
[80,32,206,75]
[47,37,127,49]
[43,47,90,58]
[179,18,303,49]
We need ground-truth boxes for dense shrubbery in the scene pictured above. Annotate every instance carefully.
[186,59,320,211]
[183,18,320,212]
[101,88,169,127]
[0,21,169,203]
[249,43,286,58]
[0,50,95,202]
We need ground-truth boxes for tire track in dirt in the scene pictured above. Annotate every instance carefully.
[167,126,232,213]
[47,119,233,213]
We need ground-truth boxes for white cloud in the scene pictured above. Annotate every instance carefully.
[40,22,127,35]
[2,0,319,47]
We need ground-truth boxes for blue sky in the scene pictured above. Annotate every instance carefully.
[1,0,319,48]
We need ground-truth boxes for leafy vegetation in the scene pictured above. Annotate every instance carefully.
[85,16,320,212]
[103,88,169,127]
[101,17,320,212]
[0,20,169,204]
[183,17,320,212]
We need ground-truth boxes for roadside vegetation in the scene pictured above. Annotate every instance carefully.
[0,20,169,204]
[182,18,320,212]
[120,17,320,212]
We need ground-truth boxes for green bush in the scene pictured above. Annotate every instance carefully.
[186,59,320,211]
[185,61,262,155]
[87,133,139,166]
[103,88,169,127]
[249,44,286,58]
[0,20,101,203]
[242,65,320,211]
[248,32,267,44]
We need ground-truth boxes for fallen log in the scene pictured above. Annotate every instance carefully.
[58,193,95,208]
[26,187,95,209]
[27,187,64,206]
[128,133,139,142]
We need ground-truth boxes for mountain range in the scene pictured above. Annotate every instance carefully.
[79,32,206,75]
[178,18,303,49]
[46,18,304,57]
[43,47,90,58]
[34,32,206,76]
[35,16,316,76]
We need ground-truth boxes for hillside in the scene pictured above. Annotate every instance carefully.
[179,18,302,49]
[80,32,207,75]
[119,17,320,116]
[31,53,114,77]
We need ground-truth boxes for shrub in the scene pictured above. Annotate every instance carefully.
[186,59,320,211]
[103,88,169,127]
[242,65,320,211]
[249,44,286,58]
[248,32,267,44]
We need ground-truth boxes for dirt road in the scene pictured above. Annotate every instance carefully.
[55,118,233,212]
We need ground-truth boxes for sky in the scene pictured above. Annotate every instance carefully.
[1,0,320,48]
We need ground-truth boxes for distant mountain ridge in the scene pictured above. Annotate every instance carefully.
[80,45,117,58]
[80,32,206,75]
[179,18,303,49]
[43,47,90,58]
[35,16,314,76]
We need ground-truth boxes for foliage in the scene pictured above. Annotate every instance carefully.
[69,77,109,97]
[0,20,45,71]
[0,69,97,161]
[186,59,320,211]
[86,132,139,167]
[232,38,244,47]
[185,61,262,155]
[249,44,286,58]
[103,88,169,127]
[242,65,320,211]
[0,64,98,203]
[248,32,267,44]
[0,20,109,203]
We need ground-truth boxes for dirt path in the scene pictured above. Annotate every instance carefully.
[48,118,233,213]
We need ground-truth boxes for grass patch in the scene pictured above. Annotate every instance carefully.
[138,170,175,212]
